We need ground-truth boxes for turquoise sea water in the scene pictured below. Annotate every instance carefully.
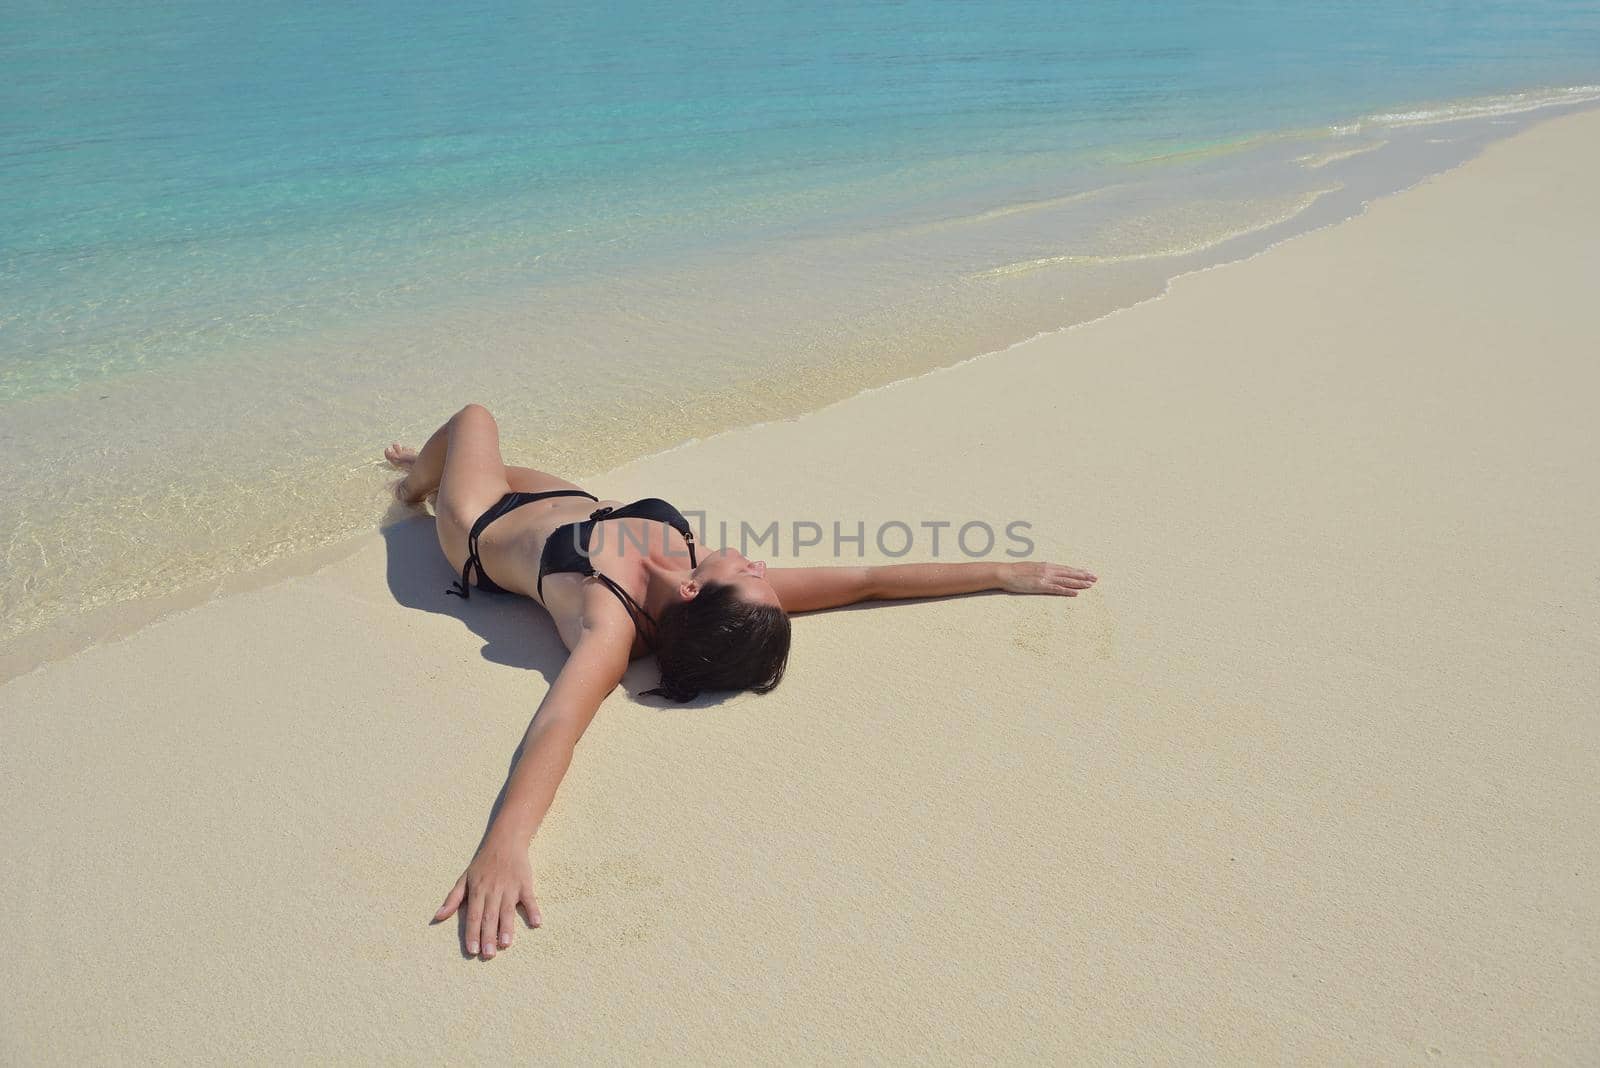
[3,1,1600,653]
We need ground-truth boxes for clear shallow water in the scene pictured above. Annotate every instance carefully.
[3,1,1600,652]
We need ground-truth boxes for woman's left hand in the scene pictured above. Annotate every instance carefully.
[1000,561,1098,596]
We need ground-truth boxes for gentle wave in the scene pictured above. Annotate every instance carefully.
[1331,84,1600,134]
[968,187,1342,279]
[1296,142,1388,169]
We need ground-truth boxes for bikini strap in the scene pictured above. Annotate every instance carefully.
[446,528,486,599]
[561,500,695,642]
[588,570,661,649]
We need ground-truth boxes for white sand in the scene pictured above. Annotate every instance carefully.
[3,108,1598,1063]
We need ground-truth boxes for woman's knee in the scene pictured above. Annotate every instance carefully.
[452,403,495,429]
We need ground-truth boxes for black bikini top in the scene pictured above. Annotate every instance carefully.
[537,498,698,646]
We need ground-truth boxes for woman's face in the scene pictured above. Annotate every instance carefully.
[693,547,779,605]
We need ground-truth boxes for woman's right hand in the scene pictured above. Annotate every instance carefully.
[433,832,543,959]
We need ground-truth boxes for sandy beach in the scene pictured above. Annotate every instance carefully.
[3,105,1598,1062]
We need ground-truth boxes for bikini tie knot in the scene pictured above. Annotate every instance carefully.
[590,506,614,520]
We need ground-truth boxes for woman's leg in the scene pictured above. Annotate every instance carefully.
[388,405,511,562]
[387,419,588,502]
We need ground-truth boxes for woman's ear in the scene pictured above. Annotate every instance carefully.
[677,579,701,602]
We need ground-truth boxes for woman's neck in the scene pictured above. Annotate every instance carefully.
[640,559,690,623]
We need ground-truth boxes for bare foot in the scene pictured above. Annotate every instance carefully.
[384,443,430,504]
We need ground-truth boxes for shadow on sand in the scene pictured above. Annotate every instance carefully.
[379,508,567,686]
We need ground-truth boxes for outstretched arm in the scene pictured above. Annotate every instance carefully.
[433,617,632,959]
[766,560,1096,614]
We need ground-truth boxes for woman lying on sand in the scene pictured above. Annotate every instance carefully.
[386,404,1098,959]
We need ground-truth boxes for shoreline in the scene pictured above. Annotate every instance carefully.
[3,100,1598,1061]
[7,96,1598,685]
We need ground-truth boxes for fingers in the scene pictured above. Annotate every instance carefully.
[434,876,466,923]
[520,887,543,929]
[480,891,502,959]
[1052,565,1097,590]
[465,888,485,956]
[499,899,519,950]
[447,881,545,960]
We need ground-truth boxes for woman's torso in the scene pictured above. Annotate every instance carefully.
[456,495,693,656]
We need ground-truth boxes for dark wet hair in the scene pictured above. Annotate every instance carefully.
[643,582,790,702]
